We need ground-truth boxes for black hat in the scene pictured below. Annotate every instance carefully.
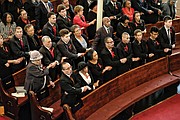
[78,61,87,71]
[89,1,97,9]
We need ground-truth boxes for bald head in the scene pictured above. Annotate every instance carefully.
[103,17,111,27]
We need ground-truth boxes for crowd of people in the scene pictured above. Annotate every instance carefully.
[0,0,177,118]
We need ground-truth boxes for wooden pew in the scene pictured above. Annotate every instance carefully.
[169,52,180,77]
[64,55,180,120]
[0,68,27,119]
[29,79,64,120]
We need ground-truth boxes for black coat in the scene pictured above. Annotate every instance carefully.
[39,44,61,81]
[26,34,41,50]
[60,73,82,107]
[35,1,54,30]
[101,47,120,82]
[42,22,60,43]
[56,14,73,31]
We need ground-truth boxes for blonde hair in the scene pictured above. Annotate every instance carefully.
[74,5,84,15]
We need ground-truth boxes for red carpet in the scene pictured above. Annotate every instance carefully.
[131,94,180,120]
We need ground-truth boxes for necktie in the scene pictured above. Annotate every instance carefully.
[31,36,38,46]
[45,3,50,12]
[52,26,56,36]
[110,50,115,58]
[124,45,128,52]
[168,29,171,45]
[49,47,54,58]
[107,28,110,34]
[20,39,24,49]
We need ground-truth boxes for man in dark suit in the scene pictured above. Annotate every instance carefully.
[10,26,30,73]
[132,29,154,68]
[104,0,123,31]
[101,37,122,82]
[42,12,60,43]
[60,62,88,113]
[57,29,84,69]
[147,26,171,62]
[92,17,115,55]
[35,0,54,30]
[24,50,54,93]
[116,32,135,73]
[56,4,73,31]
[24,24,41,50]
[158,15,176,55]
[39,36,62,81]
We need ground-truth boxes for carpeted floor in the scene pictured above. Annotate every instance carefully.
[131,94,180,120]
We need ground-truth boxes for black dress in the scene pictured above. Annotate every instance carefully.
[87,59,104,84]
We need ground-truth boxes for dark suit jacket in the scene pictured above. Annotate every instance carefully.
[24,62,50,93]
[158,26,176,49]
[56,14,73,31]
[132,39,148,67]
[147,38,165,61]
[10,35,30,59]
[26,34,41,50]
[60,73,82,107]
[92,26,114,54]
[101,47,120,82]
[39,44,61,81]
[35,1,54,30]
[42,22,60,43]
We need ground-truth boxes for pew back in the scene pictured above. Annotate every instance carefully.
[74,57,169,119]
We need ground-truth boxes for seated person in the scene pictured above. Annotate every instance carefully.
[57,28,84,69]
[24,24,41,50]
[147,26,171,62]
[60,62,88,113]
[86,49,112,85]
[101,37,122,82]
[132,29,154,68]
[122,0,134,21]
[116,15,134,42]
[158,15,176,55]
[39,36,62,81]
[56,4,73,31]
[16,9,30,34]
[74,61,99,98]
[0,12,16,42]
[92,17,115,55]
[0,34,24,79]
[42,12,60,43]
[73,5,96,34]
[131,11,146,34]
[117,32,138,72]
[9,26,30,73]
[24,50,55,93]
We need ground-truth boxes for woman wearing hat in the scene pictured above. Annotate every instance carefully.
[24,50,55,93]
[74,61,99,98]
